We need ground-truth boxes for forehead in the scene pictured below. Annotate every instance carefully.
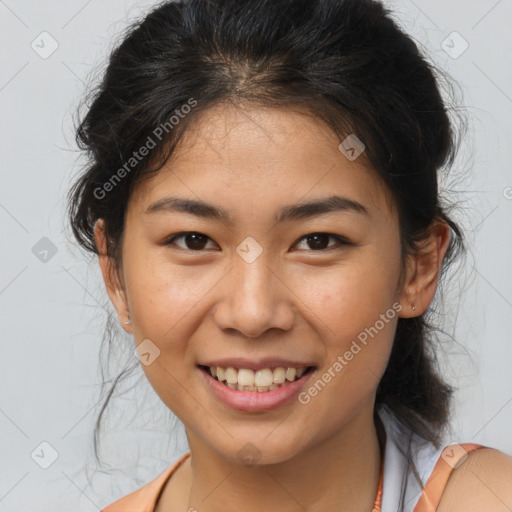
[129,103,396,221]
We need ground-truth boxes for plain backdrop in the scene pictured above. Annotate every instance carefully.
[1,0,511,510]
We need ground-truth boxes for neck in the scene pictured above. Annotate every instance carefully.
[179,405,383,512]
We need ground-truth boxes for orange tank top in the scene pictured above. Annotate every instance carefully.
[101,443,486,512]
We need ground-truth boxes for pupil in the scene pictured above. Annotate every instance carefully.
[308,234,329,250]
[187,233,207,250]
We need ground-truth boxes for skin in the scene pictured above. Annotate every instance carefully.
[94,102,468,512]
[438,449,512,512]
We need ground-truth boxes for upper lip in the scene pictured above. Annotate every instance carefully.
[198,357,316,370]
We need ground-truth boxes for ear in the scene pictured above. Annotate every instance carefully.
[398,220,451,318]
[94,219,132,333]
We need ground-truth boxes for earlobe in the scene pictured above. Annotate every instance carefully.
[93,220,132,331]
[398,220,451,318]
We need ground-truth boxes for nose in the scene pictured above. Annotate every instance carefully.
[213,256,295,338]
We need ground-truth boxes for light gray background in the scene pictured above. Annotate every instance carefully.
[1,0,511,510]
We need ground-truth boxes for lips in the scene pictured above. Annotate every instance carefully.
[199,357,316,371]
[197,363,316,412]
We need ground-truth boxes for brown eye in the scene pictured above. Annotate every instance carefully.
[294,233,350,251]
[164,232,217,251]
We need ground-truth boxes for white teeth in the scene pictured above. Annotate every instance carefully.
[273,367,286,384]
[285,368,296,381]
[206,365,310,391]
[254,369,273,387]
[225,367,238,384]
[238,368,255,387]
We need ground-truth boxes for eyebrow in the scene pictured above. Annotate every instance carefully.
[144,195,369,225]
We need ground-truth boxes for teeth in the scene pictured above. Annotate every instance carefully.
[225,367,238,384]
[285,368,296,381]
[238,368,255,387]
[206,365,310,391]
[254,369,273,387]
[273,367,286,384]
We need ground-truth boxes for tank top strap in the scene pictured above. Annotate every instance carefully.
[413,443,488,512]
[371,452,384,512]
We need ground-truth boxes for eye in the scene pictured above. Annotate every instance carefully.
[163,232,218,251]
[293,233,350,251]
[163,231,350,252]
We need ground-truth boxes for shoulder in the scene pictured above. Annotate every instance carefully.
[101,452,191,512]
[437,447,512,512]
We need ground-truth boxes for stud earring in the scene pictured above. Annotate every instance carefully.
[123,320,131,325]
[411,303,416,312]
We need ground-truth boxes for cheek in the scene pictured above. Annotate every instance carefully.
[298,271,399,432]
[122,247,221,340]
[296,243,401,394]
[120,249,198,389]
[303,252,401,342]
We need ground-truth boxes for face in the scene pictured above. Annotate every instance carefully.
[98,103,418,465]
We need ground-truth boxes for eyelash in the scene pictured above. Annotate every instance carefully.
[163,231,351,252]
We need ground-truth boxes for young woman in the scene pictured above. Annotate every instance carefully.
[67,0,512,510]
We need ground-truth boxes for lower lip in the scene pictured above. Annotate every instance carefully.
[198,366,315,412]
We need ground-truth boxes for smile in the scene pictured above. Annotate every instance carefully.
[199,365,314,392]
